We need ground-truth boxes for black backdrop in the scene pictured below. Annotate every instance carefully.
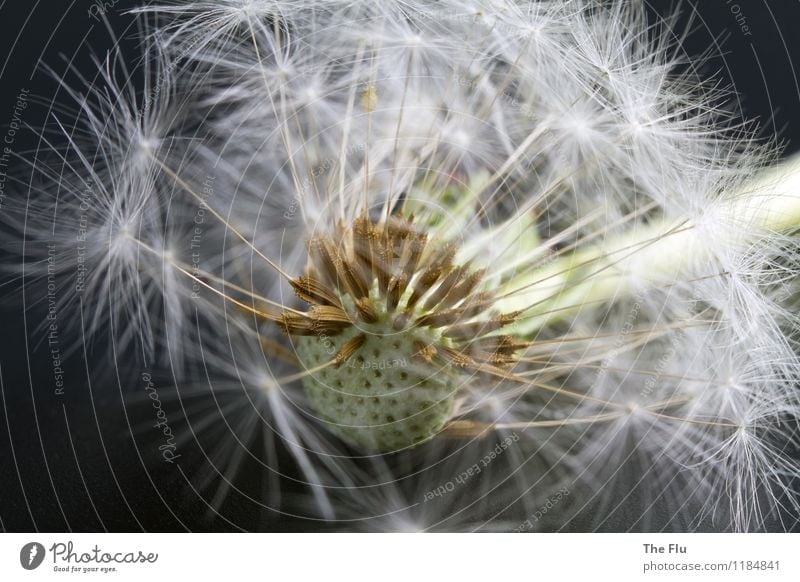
[1,0,799,532]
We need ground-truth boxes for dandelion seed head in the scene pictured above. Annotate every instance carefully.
[8,0,799,531]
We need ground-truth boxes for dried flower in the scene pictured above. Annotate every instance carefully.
[7,0,800,531]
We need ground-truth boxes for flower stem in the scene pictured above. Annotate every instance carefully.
[501,155,800,334]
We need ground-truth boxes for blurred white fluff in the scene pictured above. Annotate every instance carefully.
[9,0,800,531]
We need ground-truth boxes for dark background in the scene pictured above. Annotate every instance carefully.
[1,0,799,532]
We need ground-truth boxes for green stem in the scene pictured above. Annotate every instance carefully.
[500,155,800,335]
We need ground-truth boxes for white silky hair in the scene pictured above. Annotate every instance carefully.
[7,0,799,531]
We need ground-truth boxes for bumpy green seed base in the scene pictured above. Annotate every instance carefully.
[295,324,455,452]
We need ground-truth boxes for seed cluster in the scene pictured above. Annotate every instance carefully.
[280,213,526,451]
